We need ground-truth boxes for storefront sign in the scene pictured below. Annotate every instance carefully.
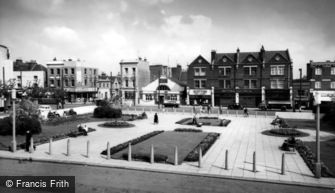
[189,89,211,95]
[312,91,335,102]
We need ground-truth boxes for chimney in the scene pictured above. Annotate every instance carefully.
[236,48,240,67]
[211,50,216,64]
[110,71,113,77]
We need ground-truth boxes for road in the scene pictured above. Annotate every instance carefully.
[0,158,332,193]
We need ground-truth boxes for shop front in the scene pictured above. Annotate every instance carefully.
[188,88,214,106]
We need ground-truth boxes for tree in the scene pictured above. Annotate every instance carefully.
[16,99,39,118]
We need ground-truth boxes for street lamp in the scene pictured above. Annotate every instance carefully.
[314,91,321,178]
[11,88,16,152]
[299,68,302,110]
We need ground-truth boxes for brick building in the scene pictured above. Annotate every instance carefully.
[292,78,311,109]
[187,46,293,108]
[307,60,335,103]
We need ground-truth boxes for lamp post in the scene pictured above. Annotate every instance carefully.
[299,68,302,110]
[314,91,321,178]
[12,88,16,152]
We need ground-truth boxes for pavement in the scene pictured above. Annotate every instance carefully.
[0,110,335,188]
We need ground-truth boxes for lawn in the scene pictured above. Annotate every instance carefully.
[285,119,335,134]
[111,131,210,165]
[304,139,335,176]
[0,114,119,150]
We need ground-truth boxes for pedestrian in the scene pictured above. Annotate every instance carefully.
[244,107,249,117]
[192,113,198,125]
[193,105,196,114]
[219,105,223,114]
[25,129,32,152]
[154,113,159,124]
[207,104,212,114]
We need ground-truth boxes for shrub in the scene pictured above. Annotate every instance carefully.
[101,130,164,156]
[93,106,122,118]
[219,119,231,127]
[262,128,309,137]
[140,112,148,119]
[121,153,168,163]
[174,128,202,132]
[0,115,42,136]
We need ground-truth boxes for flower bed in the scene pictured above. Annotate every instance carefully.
[101,130,164,156]
[184,132,220,161]
[176,117,231,127]
[296,141,334,177]
[174,128,202,133]
[99,121,135,128]
[121,153,168,163]
[262,128,309,137]
[122,112,148,121]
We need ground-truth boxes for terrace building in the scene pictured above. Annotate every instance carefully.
[187,46,293,108]
[13,59,47,89]
[46,58,98,102]
[149,64,172,82]
[97,72,112,100]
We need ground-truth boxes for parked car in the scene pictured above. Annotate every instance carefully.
[227,103,244,110]
[47,111,61,119]
[38,105,52,112]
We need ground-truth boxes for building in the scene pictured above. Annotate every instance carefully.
[120,57,150,106]
[149,64,172,82]
[97,72,112,100]
[111,75,121,98]
[141,76,185,106]
[13,59,47,89]
[292,78,311,109]
[46,58,98,102]
[0,45,14,110]
[307,60,335,103]
[187,46,293,108]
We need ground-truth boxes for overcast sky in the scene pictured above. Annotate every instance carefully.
[1,0,335,78]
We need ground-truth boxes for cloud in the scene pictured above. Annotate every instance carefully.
[43,26,84,47]
[138,0,174,5]
[120,0,128,12]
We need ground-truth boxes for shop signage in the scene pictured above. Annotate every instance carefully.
[189,89,211,95]
[312,91,335,102]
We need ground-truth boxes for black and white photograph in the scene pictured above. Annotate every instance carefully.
[1,0,335,192]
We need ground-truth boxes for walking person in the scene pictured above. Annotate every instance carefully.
[244,107,249,117]
[219,105,223,114]
[154,113,159,124]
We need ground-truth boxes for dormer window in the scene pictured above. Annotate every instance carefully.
[275,55,280,61]
[248,57,253,62]
[198,59,202,63]
[222,58,227,62]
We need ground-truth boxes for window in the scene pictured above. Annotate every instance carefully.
[132,68,136,75]
[146,94,153,100]
[271,65,285,75]
[50,79,54,85]
[17,76,21,80]
[315,81,321,89]
[125,91,134,99]
[331,67,335,75]
[298,90,305,96]
[271,79,285,89]
[71,79,75,86]
[244,66,257,76]
[17,83,21,88]
[219,67,231,76]
[194,79,206,88]
[50,69,54,74]
[84,68,87,74]
[57,80,60,87]
[315,68,322,75]
[71,68,75,74]
[125,80,129,87]
[194,67,206,76]
[170,94,177,101]
[244,80,257,89]
[65,69,68,74]
[125,68,128,74]
[94,69,96,75]
[251,80,257,88]
[331,82,335,89]
[219,80,231,89]
[34,76,38,80]
[84,79,87,86]
[65,79,68,87]
[57,68,60,74]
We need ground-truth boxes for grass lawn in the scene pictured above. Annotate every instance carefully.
[285,119,335,134]
[111,131,209,164]
[304,139,335,176]
[0,114,115,150]
[176,117,231,127]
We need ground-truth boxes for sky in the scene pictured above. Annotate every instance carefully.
[0,0,335,78]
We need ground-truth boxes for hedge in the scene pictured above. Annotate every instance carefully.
[121,153,168,163]
[0,116,41,136]
[93,106,122,118]
[99,121,135,128]
[174,128,202,132]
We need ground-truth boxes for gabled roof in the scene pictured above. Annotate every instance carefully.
[142,77,185,92]
[189,55,210,66]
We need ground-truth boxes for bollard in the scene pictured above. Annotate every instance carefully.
[49,138,52,155]
[150,144,154,164]
[281,153,285,175]
[107,142,110,160]
[128,143,132,161]
[67,139,70,156]
[253,151,256,172]
[86,140,90,158]
[174,146,178,166]
[198,147,202,168]
[225,150,229,170]
[29,138,34,153]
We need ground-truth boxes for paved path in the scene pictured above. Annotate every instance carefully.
[1,111,334,188]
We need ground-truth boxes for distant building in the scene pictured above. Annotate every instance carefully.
[97,72,111,100]
[46,58,98,102]
[187,46,293,108]
[307,60,335,103]
[149,64,172,82]
[111,75,121,98]
[13,59,47,88]
[292,78,311,109]
[141,75,185,107]
[120,57,150,106]
[0,45,14,86]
